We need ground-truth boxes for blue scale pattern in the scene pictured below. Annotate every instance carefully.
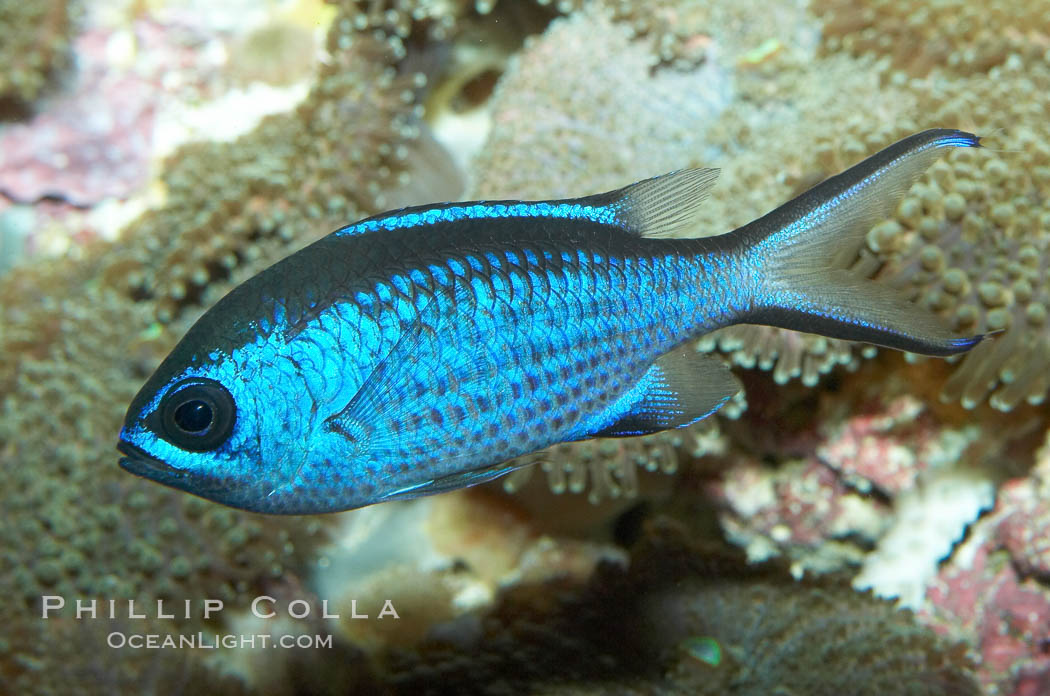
[233,223,744,511]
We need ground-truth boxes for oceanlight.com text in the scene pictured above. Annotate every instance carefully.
[106,631,334,650]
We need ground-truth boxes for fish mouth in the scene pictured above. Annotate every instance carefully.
[117,440,184,480]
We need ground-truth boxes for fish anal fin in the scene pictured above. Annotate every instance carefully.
[580,168,720,239]
[593,348,740,438]
[378,461,523,502]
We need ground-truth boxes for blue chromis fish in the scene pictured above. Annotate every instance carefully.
[118,129,986,514]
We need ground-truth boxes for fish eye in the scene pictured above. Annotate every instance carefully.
[174,400,213,433]
[158,378,236,452]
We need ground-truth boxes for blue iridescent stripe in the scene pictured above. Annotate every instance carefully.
[334,202,619,237]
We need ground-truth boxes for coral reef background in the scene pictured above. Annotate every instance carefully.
[1,0,1048,694]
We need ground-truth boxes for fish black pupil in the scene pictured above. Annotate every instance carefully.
[158,378,236,451]
[174,399,213,433]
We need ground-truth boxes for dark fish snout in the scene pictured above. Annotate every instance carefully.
[117,440,182,479]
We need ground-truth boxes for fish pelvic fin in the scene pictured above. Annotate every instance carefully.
[579,168,721,238]
[737,129,985,356]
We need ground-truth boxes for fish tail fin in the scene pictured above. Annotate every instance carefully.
[737,129,985,356]
[747,269,983,356]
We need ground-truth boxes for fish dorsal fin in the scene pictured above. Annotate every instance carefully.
[592,346,740,438]
[580,168,720,239]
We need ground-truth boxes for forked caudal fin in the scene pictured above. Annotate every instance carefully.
[735,129,985,356]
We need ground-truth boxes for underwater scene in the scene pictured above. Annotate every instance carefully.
[2,0,1050,694]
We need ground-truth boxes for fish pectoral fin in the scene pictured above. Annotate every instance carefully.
[328,281,497,454]
[577,168,720,239]
[592,348,741,438]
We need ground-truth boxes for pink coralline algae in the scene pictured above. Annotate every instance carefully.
[818,394,925,494]
[708,377,1050,695]
[0,12,238,209]
[997,478,1050,581]
[921,448,1050,695]
[704,360,1050,694]
[923,522,1050,694]
[0,27,157,206]
[817,393,977,496]
[706,453,890,570]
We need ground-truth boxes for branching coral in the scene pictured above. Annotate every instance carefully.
[0,0,78,108]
